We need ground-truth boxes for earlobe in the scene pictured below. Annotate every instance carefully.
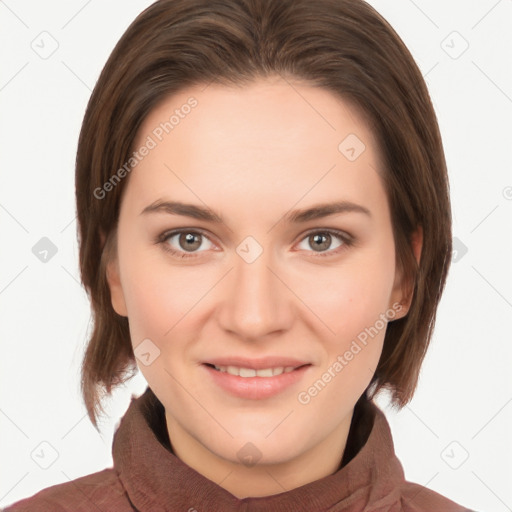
[388,226,423,320]
[103,231,128,318]
[411,226,423,268]
[106,259,128,317]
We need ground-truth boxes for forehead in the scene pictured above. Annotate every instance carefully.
[125,78,387,220]
[135,77,380,162]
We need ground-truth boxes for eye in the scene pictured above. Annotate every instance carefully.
[156,228,354,260]
[296,230,353,258]
[157,229,215,259]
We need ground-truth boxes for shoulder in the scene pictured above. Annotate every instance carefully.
[398,480,475,512]
[2,468,133,512]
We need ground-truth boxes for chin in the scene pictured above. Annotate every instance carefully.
[208,424,308,466]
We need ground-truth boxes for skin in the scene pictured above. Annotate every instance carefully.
[105,76,422,498]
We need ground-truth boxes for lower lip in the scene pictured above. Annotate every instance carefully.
[202,364,311,400]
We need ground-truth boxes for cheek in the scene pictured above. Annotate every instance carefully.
[118,243,170,341]
[119,248,213,348]
[297,254,395,339]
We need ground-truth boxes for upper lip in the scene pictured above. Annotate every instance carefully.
[203,357,310,370]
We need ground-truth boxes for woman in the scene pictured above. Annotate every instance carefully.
[5,0,474,510]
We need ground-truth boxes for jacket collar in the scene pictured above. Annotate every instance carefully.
[113,386,405,511]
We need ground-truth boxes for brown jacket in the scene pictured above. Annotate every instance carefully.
[4,387,474,511]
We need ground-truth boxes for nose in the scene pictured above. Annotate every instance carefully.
[216,245,294,341]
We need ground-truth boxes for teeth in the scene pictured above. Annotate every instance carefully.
[213,365,297,377]
[238,367,256,377]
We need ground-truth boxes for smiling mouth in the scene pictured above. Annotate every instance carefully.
[205,363,308,377]
[204,363,310,378]
[203,362,312,399]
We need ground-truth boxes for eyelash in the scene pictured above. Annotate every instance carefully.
[155,228,355,260]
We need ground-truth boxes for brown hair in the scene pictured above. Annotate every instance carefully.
[76,0,452,428]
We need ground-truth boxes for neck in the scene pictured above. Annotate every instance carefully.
[165,410,354,499]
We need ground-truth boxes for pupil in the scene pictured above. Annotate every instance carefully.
[312,233,330,251]
[181,232,201,251]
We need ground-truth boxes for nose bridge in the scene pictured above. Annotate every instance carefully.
[218,237,291,339]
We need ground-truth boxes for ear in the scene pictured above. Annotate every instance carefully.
[102,230,128,317]
[388,226,423,320]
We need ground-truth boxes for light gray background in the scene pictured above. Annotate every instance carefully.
[1,1,511,510]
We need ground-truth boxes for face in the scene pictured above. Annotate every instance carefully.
[106,77,417,478]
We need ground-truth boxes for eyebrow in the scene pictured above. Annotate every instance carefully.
[140,199,372,223]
